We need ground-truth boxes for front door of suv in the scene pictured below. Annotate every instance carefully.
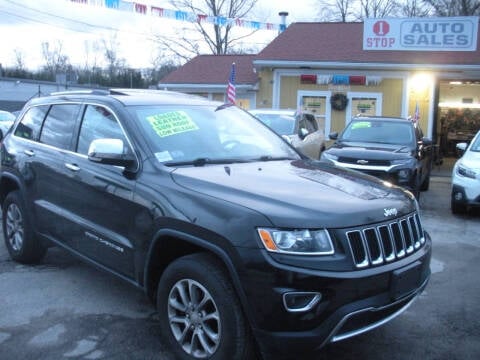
[60,104,139,278]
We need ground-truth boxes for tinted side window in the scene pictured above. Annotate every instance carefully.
[39,104,80,150]
[77,105,128,155]
[305,115,318,131]
[299,115,317,134]
[14,105,49,141]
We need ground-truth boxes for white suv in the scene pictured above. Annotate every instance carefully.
[451,130,480,214]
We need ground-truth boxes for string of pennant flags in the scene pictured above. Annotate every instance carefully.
[68,0,286,31]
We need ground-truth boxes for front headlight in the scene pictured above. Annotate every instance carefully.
[321,152,338,162]
[257,228,334,255]
[457,164,478,179]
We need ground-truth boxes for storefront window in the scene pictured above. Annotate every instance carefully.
[346,93,382,123]
[299,95,327,133]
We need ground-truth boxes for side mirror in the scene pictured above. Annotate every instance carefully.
[299,127,309,140]
[421,137,433,146]
[88,138,136,168]
[329,132,339,140]
[456,142,467,155]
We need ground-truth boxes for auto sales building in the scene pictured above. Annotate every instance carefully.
[159,17,480,156]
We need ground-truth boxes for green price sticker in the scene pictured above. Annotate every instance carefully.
[147,111,199,137]
[351,121,372,129]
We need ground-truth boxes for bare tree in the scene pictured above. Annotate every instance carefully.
[358,0,400,19]
[399,0,433,17]
[41,41,70,77]
[101,34,126,80]
[423,0,480,16]
[13,49,26,72]
[317,0,357,22]
[154,0,259,61]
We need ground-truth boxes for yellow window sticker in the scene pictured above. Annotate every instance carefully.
[147,111,199,137]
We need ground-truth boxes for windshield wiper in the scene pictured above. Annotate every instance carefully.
[165,157,252,167]
[254,155,297,162]
[215,103,234,111]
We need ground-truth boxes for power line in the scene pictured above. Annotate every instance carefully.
[2,2,154,37]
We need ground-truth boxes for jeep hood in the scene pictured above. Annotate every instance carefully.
[327,141,413,160]
[170,159,415,228]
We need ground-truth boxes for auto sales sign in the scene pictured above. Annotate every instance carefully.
[363,17,479,51]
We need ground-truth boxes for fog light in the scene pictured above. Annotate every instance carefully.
[454,192,463,201]
[283,292,322,313]
[398,169,410,179]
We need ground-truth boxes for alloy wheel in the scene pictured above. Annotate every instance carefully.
[167,278,221,358]
[6,203,24,252]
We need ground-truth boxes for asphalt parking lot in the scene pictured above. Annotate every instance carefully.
[0,162,479,360]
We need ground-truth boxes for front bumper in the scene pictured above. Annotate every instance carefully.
[325,159,416,190]
[238,232,432,355]
[452,180,480,208]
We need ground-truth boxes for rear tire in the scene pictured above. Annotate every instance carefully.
[2,191,47,263]
[157,252,255,360]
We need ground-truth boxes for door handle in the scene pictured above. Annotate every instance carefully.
[65,163,80,172]
[24,150,35,157]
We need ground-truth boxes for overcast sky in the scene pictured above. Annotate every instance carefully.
[0,0,317,70]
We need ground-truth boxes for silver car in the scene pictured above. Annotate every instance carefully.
[250,109,326,159]
[0,110,16,139]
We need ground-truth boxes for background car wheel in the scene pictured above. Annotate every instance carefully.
[157,252,255,360]
[2,191,47,263]
[420,174,430,191]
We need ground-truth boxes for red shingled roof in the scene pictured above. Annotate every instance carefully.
[256,22,480,65]
[159,54,258,85]
[159,22,480,86]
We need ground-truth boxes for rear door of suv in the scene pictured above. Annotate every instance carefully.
[12,103,81,248]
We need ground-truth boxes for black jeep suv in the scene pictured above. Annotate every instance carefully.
[322,116,433,198]
[0,90,431,359]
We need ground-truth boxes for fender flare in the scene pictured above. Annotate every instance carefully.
[143,228,256,326]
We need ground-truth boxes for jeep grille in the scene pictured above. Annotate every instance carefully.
[346,213,425,268]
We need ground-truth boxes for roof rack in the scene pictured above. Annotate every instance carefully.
[49,89,172,97]
[50,89,112,96]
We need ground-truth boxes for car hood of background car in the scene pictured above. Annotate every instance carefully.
[459,150,480,169]
[326,141,414,160]
[170,159,415,229]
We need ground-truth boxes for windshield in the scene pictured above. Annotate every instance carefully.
[252,113,295,136]
[340,120,414,145]
[469,132,480,152]
[129,104,299,165]
[0,111,15,122]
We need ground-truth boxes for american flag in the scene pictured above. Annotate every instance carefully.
[227,62,236,104]
[412,102,420,123]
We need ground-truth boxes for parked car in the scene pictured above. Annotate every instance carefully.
[0,110,16,139]
[451,129,480,214]
[0,90,431,360]
[249,109,326,159]
[321,115,433,198]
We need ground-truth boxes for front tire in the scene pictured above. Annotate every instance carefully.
[2,191,47,263]
[420,173,430,191]
[157,253,255,360]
